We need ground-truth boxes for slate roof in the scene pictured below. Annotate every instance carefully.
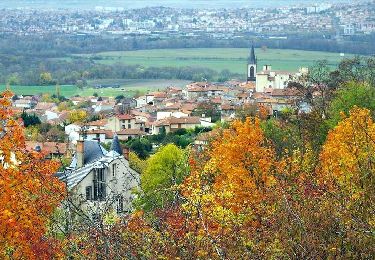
[110,135,123,155]
[57,140,125,189]
[68,141,108,169]
[248,45,257,64]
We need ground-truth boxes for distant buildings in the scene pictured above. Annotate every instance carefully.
[1,2,373,37]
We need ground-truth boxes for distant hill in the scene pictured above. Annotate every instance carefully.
[0,0,357,10]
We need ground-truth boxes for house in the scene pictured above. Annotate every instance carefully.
[34,102,57,112]
[26,141,68,159]
[86,119,108,130]
[107,114,138,131]
[65,123,82,144]
[13,99,35,109]
[56,136,139,216]
[152,116,202,135]
[117,129,147,141]
[135,96,147,108]
[83,129,114,144]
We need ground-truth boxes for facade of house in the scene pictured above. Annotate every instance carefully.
[57,137,139,216]
[152,116,202,135]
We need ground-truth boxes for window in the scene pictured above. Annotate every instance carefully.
[93,168,106,201]
[85,186,92,201]
[112,163,117,178]
[117,195,124,213]
[128,123,131,129]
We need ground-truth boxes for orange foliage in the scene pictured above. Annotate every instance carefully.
[319,106,375,194]
[0,90,65,259]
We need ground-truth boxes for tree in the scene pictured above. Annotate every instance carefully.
[40,72,54,85]
[0,90,65,259]
[328,82,375,127]
[315,106,375,258]
[21,111,41,127]
[180,117,279,258]
[7,73,20,85]
[135,144,188,212]
[126,138,152,159]
[129,151,148,174]
[68,110,87,123]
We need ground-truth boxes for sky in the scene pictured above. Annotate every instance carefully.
[0,0,357,9]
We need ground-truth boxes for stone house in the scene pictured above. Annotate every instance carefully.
[56,136,139,216]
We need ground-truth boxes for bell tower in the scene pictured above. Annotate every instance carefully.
[247,45,257,82]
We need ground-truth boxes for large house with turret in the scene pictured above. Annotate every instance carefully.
[56,135,139,216]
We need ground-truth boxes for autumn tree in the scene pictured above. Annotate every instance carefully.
[0,90,65,259]
[68,109,87,123]
[317,106,375,257]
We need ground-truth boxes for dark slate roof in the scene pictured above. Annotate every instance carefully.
[84,141,108,164]
[248,45,257,64]
[110,135,123,155]
[69,140,108,169]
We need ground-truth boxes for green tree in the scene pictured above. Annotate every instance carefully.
[135,144,188,212]
[328,81,375,127]
[40,72,54,85]
[126,138,152,159]
[7,73,20,85]
[21,111,41,127]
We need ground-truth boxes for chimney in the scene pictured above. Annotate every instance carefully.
[123,147,130,160]
[263,65,272,71]
[76,140,84,168]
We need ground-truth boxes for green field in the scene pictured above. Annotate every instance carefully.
[0,79,190,97]
[76,48,355,73]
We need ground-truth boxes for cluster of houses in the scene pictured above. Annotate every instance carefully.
[11,46,313,217]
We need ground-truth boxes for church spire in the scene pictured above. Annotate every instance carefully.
[110,134,123,155]
[247,44,257,83]
[248,44,256,64]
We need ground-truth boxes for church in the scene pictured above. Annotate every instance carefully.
[246,45,293,93]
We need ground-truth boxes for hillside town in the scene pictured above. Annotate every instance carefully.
[1,0,375,257]
[6,45,318,220]
[11,46,311,162]
[1,1,374,37]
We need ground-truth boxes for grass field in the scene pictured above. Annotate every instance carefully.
[75,48,355,73]
[0,79,190,97]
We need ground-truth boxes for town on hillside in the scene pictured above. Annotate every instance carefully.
[1,1,375,258]
[8,45,317,215]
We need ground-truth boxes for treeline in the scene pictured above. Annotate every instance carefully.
[1,33,375,56]
[0,58,239,85]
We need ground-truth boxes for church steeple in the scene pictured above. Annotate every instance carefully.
[248,45,256,64]
[247,44,257,82]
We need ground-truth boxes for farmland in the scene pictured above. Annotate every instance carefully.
[75,48,355,73]
[0,79,190,97]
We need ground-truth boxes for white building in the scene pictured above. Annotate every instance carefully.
[255,65,293,93]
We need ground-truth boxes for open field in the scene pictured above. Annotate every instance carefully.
[75,48,356,73]
[0,79,190,97]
